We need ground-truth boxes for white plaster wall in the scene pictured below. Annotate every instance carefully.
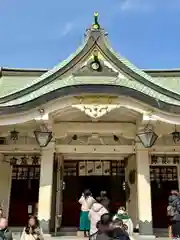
[38,143,54,224]
[125,155,138,228]
[136,149,153,235]
[0,161,12,218]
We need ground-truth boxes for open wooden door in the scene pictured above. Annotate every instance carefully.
[9,165,40,226]
[61,160,79,227]
[53,155,64,235]
[61,160,125,228]
[151,166,179,228]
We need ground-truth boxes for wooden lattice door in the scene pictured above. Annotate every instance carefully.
[150,166,179,228]
[9,165,40,226]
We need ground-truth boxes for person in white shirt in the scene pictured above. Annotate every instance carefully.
[79,189,95,237]
[89,197,108,236]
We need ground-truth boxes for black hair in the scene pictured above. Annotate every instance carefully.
[100,213,112,225]
[112,219,128,233]
[84,189,92,199]
[25,216,40,235]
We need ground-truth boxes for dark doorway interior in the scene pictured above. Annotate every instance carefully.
[62,175,79,227]
[9,165,40,226]
[62,160,125,227]
[78,176,111,199]
[78,176,125,213]
[151,166,179,229]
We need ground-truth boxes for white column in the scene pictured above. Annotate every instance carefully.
[38,142,54,233]
[0,155,12,218]
[136,147,154,237]
[125,155,138,229]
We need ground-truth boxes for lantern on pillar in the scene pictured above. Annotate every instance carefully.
[172,125,180,143]
[34,109,52,147]
[137,123,158,148]
[137,131,158,148]
[34,130,52,147]
[10,129,19,141]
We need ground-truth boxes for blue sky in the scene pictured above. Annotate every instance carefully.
[0,0,180,69]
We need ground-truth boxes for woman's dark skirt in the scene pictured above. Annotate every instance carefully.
[172,221,180,238]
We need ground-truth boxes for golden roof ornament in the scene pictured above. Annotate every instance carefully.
[84,12,107,37]
[92,12,100,30]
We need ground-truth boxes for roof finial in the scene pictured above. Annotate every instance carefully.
[92,12,100,30]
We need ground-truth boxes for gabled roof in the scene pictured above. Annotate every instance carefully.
[1,13,180,115]
[144,69,180,77]
[0,67,47,75]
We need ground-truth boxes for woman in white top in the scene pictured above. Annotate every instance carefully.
[79,189,95,237]
[89,197,108,236]
[20,216,44,240]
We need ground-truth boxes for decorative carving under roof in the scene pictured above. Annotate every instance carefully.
[71,104,120,119]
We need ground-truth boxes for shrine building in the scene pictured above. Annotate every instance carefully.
[0,13,180,237]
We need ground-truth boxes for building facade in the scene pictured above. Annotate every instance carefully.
[0,14,180,237]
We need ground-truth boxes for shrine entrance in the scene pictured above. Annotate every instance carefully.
[62,160,126,227]
[9,165,40,226]
[150,165,179,229]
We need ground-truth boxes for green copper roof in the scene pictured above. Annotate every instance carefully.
[1,13,180,110]
[0,37,88,99]
[148,77,180,95]
[1,75,180,107]
[0,76,38,98]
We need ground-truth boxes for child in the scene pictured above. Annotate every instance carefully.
[113,207,133,236]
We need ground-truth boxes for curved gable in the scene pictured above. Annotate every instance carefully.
[0,13,180,115]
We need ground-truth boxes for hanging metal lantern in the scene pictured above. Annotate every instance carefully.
[173,156,180,164]
[10,129,19,141]
[137,130,158,148]
[151,155,158,164]
[172,125,180,143]
[21,156,28,165]
[9,157,18,166]
[31,156,40,165]
[34,110,52,147]
[34,130,52,147]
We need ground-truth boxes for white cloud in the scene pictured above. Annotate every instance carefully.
[119,0,154,12]
[61,22,74,37]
